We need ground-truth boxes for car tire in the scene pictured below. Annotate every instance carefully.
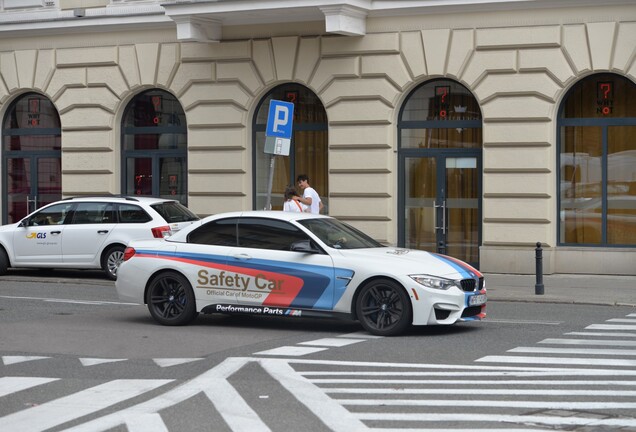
[355,278,412,336]
[102,245,125,280]
[0,249,8,275]
[146,271,198,326]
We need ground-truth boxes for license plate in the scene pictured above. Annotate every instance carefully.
[469,293,487,306]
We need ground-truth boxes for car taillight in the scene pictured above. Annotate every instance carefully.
[123,247,136,262]
[151,225,172,238]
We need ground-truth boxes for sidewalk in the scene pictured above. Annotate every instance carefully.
[484,273,636,307]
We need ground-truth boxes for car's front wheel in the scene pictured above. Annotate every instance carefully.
[355,278,412,336]
[146,272,198,326]
[102,245,125,280]
[0,249,9,275]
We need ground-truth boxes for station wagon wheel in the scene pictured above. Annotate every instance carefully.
[0,249,8,275]
[355,279,412,336]
[102,245,125,280]
[146,272,198,326]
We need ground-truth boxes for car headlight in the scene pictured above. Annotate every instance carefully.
[409,274,459,290]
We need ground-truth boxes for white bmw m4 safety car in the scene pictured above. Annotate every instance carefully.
[116,211,486,336]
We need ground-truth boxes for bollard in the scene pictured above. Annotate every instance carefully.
[535,241,545,295]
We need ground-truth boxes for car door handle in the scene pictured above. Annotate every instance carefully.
[50,231,62,235]
[232,254,252,260]
[97,230,109,234]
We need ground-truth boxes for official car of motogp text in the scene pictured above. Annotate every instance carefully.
[116,211,486,336]
[0,196,199,279]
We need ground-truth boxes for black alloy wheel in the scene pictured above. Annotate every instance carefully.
[146,272,198,326]
[355,279,412,336]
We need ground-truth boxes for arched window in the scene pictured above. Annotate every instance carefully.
[558,73,636,246]
[398,79,482,267]
[121,89,188,205]
[252,84,328,211]
[2,93,61,223]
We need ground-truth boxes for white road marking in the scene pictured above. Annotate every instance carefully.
[486,319,562,325]
[79,358,127,366]
[0,295,138,306]
[509,346,636,356]
[308,378,636,385]
[476,355,636,367]
[2,356,49,365]
[323,387,636,396]
[539,338,636,346]
[0,379,173,432]
[565,331,636,337]
[260,358,368,432]
[62,357,267,432]
[124,413,169,432]
[608,318,636,323]
[353,413,636,428]
[337,331,383,339]
[587,324,636,330]
[152,358,204,367]
[254,346,327,356]
[336,398,636,410]
[298,338,365,347]
[0,377,58,398]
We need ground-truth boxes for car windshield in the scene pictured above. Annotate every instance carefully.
[151,202,199,223]
[298,218,383,249]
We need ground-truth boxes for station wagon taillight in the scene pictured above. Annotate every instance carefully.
[123,247,136,262]
[151,226,172,238]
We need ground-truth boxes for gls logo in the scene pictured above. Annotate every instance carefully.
[26,232,46,239]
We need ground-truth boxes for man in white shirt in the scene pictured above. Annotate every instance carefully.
[294,174,324,214]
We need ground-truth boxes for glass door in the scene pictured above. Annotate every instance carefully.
[5,155,61,223]
[402,152,481,268]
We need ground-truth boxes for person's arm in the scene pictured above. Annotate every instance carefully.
[319,201,324,213]
[294,194,312,206]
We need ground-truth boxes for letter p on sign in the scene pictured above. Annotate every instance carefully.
[266,100,294,139]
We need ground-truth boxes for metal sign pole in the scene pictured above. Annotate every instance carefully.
[265,154,276,210]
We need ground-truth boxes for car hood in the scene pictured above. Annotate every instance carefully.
[337,247,481,280]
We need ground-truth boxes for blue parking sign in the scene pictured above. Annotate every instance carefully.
[266,100,294,139]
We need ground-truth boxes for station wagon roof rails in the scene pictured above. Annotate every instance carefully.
[61,195,140,202]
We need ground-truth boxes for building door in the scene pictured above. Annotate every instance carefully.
[402,152,481,268]
[121,90,188,205]
[2,93,62,224]
[398,79,483,267]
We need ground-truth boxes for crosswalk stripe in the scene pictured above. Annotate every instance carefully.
[353,413,636,428]
[476,355,636,367]
[565,331,636,337]
[323,388,636,396]
[79,358,127,366]
[540,338,636,346]
[335,398,636,410]
[0,379,173,432]
[0,377,59,398]
[153,358,204,367]
[308,378,636,385]
[509,346,636,355]
[587,324,636,330]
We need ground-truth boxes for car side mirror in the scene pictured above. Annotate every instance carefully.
[18,219,28,228]
[290,239,321,254]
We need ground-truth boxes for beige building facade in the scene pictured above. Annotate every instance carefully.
[0,0,635,275]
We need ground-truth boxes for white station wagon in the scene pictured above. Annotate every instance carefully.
[116,211,486,336]
[0,196,199,279]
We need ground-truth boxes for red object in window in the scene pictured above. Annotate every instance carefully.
[123,247,136,262]
[151,225,172,238]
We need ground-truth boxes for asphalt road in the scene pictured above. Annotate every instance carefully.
[1,270,635,431]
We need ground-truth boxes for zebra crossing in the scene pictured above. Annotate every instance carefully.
[1,312,635,431]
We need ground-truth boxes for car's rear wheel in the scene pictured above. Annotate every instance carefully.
[102,245,125,280]
[355,278,412,336]
[146,272,198,326]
